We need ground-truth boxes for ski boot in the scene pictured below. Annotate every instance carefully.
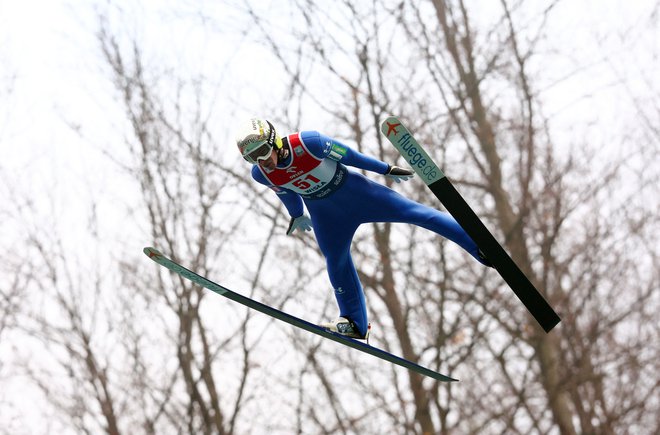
[477,249,494,268]
[320,317,370,341]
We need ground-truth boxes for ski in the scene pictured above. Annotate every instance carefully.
[143,247,457,382]
[381,116,560,333]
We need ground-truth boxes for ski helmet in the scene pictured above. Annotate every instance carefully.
[236,118,281,164]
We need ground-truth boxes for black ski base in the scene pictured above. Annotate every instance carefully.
[429,178,561,332]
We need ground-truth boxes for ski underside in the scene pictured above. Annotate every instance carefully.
[143,247,457,382]
[381,116,561,333]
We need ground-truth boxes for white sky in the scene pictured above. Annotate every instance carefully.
[0,0,658,432]
[1,0,656,180]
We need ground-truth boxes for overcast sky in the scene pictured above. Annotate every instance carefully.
[1,1,658,432]
[1,0,657,182]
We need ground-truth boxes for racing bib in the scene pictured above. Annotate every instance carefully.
[259,133,347,199]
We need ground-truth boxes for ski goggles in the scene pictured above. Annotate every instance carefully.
[243,142,273,164]
[243,120,277,164]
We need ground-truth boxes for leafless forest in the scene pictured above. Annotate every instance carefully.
[1,1,658,434]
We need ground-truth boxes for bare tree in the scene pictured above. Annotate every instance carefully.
[2,7,289,434]
[0,59,19,343]
[240,0,660,433]
[3,1,658,434]
[95,18,268,433]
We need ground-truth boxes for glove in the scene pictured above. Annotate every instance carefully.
[384,165,414,183]
[286,214,313,235]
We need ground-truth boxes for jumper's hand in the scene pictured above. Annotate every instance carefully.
[286,214,313,235]
[385,165,414,183]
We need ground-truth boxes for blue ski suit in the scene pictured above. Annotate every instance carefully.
[251,131,485,337]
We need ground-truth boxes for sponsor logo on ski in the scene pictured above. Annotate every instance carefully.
[146,249,162,259]
[396,133,441,184]
[167,261,228,295]
[385,121,400,137]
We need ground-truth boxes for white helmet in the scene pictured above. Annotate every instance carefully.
[235,118,280,164]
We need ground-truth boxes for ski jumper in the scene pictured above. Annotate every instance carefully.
[251,131,484,337]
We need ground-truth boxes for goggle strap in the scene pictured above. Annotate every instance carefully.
[265,120,276,148]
